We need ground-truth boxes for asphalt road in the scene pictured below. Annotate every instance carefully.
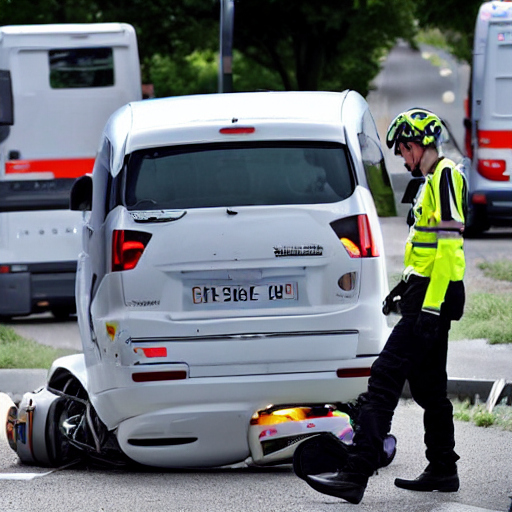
[0,396,511,512]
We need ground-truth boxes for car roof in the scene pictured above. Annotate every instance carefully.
[104,90,366,177]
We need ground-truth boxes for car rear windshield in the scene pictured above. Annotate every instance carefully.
[124,141,354,210]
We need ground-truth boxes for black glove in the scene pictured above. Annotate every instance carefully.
[382,280,407,316]
[414,310,441,344]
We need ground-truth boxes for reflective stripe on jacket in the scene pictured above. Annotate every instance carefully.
[403,157,468,313]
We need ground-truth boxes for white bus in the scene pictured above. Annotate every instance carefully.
[0,23,141,318]
[465,1,512,234]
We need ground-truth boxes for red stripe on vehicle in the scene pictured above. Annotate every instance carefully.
[5,158,95,178]
[478,130,512,149]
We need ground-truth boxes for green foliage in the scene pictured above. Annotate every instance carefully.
[416,28,453,54]
[414,0,482,63]
[147,49,285,98]
[450,292,512,345]
[232,52,284,93]
[453,400,512,431]
[148,51,217,98]
[0,324,74,369]
[473,410,495,428]
[478,261,512,283]
[234,0,417,94]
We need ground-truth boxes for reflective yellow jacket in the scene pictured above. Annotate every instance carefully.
[403,157,468,314]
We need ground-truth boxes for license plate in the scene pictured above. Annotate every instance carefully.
[192,283,297,304]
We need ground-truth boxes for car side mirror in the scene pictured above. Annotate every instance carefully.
[402,177,425,227]
[70,175,93,211]
[401,177,425,204]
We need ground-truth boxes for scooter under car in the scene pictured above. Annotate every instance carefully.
[5,91,393,469]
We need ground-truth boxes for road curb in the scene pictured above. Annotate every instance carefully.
[402,377,512,405]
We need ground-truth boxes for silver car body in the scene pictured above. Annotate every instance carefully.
[53,90,390,468]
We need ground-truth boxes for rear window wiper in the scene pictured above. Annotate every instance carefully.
[129,210,187,223]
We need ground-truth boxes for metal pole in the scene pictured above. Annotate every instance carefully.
[219,0,234,93]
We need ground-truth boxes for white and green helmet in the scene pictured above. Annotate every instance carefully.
[386,108,443,154]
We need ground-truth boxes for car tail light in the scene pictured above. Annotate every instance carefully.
[330,214,379,258]
[477,159,509,181]
[112,230,152,272]
[134,347,168,358]
[471,193,487,205]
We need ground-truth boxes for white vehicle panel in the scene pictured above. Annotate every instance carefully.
[8,90,392,469]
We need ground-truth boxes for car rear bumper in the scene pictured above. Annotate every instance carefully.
[89,358,376,467]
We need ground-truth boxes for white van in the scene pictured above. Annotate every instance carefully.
[0,23,141,318]
[465,1,512,234]
[7,91,394,469]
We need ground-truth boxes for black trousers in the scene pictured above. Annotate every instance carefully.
[351,275,461,476]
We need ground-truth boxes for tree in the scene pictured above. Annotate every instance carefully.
[233,0,417,95]
[415,0,482,63]
[0,0,418,96]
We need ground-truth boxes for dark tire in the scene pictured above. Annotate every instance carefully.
[464,207,490,238]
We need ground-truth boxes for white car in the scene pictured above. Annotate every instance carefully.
[7,91,393,468]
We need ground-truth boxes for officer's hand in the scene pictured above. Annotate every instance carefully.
[414,310,440,343]
[382,280,407,316]
[382,293,400,316]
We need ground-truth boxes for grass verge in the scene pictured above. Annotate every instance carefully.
[478,260,512,282]
[453,399,512,431]
[450,260,512,344]
[0,324,74,369]
[450,292,512,344]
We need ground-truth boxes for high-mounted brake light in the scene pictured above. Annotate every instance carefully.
[330,214,379,258]
[219,127,255,135]
[477,159,509,182]
[112,230,152,272]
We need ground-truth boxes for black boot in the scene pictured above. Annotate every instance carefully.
[306,470,368,504]
[394,465,459,492]
[293,432,350,480]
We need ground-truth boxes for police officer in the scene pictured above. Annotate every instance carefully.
[301,108,468,504]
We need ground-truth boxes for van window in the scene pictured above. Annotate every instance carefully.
[49,47,114,88]
[358,110,396,217]
[494,44,512,116]
[124,142,354,210]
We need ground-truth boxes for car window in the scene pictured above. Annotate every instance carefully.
[358,110,397,217]
[124,142,355,210]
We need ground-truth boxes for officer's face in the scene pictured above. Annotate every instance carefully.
[398,141,425,174]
